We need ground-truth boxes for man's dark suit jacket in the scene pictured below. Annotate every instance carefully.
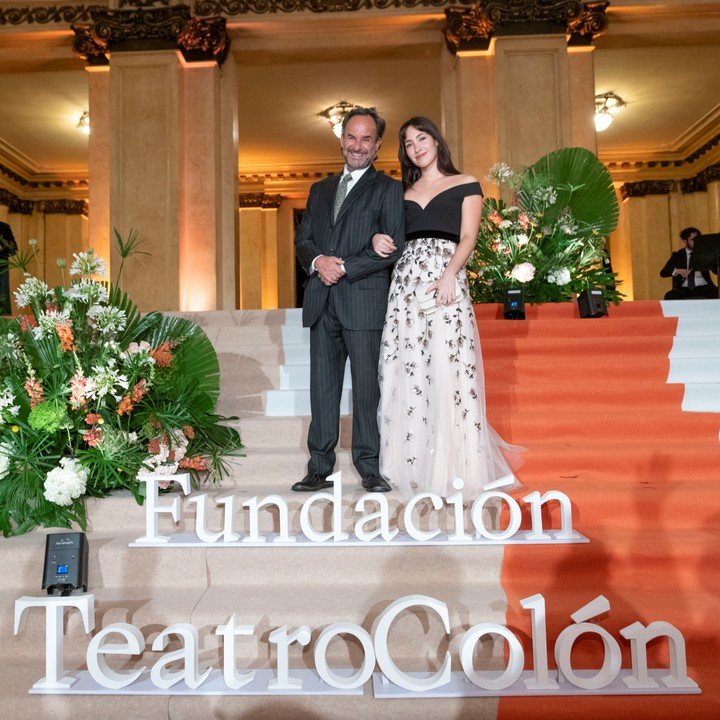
[295,166,405,330]
[660,248,717,290]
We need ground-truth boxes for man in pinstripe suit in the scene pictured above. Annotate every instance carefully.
[293,108,405,492]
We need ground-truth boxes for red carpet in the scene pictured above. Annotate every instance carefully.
[474,301,720,719]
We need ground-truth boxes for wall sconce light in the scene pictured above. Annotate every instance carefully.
[77,111,90,135]
[318,101,360,138]
[594,92,626,132]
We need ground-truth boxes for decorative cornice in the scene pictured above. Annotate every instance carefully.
[0,162,89,191]
[193,0,468,15]
[0,189,88,215]
[119,1,172,7]
[238,192,283,209]
[444,1,609,55]
[620,180,674,200]
[680,162,720,194]
[72,5,231,66]
[0,188,34,214]
[177,15,229,65]
[36,199,89,215]
[0,4,99,25]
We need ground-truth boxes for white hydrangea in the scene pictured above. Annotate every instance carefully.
[13,277,52,308]
[510,262,536,283]
[43,458,89,507]
[547,268,572,286]
[70,249,107,279]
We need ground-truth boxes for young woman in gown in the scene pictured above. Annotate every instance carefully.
[373,116,522,500]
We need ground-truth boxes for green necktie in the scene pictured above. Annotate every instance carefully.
[333,173,351,222]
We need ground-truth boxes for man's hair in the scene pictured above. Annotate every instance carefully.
[341,107,386,139]
[680,226,701,241]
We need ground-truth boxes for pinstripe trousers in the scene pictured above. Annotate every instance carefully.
[307,290,383,479]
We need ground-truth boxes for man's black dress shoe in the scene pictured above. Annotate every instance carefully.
[361,474,391,493]
[291,473,333,492]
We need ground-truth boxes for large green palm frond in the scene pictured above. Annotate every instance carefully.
[140,313,220,401]
[518,147,619,237]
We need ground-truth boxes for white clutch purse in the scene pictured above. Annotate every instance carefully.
[414,280,462,315]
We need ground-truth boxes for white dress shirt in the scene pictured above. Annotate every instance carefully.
[311,165,372,274]
[673,247,708,288]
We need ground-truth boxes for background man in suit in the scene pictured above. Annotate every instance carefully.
[0,221,17,315]
[294,107,404,493]
[660,226,718,300]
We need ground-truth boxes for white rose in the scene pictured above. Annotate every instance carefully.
[510,262,536,283]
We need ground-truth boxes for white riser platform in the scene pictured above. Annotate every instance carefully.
[662,299,720,412]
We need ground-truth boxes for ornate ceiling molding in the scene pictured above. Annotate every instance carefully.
[36,199,89,215]
[71,5,231,66]
[444,1,609,55]
[0,4,99,25]
[193,0,466,15]
[0,188,34,215]
[680,162,720,194]
[620,180,674,200]
[238,192,283,209]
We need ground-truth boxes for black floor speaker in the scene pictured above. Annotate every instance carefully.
[577,288,608,318]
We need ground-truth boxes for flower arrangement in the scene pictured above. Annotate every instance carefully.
[0,243,242,536]
[468,148,622,304]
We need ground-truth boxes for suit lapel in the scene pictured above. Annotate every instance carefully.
[333,166,377,225]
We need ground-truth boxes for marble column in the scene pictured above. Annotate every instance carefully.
[103,47,237,312]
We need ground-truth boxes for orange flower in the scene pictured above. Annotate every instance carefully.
[147,437,161,454]
[182,425,195,440]
[117,394,134,416]
[131,379,148,403]
[82,427,104,447]
[179,455,209,472]
[56,321,75,352]
[24,378,44,409]
[84,413,102,425]
[18,315,37,332]
[151,341,174,368]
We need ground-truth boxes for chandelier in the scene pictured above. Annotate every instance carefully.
[77,111,90,135]
[317,101,360,138]
[594,92,626,132]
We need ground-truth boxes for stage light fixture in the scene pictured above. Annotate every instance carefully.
[503,288,525,320]
[577,287,608,318]
[43,532,88,596]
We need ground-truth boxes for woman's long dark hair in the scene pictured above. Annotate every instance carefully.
[398,116,460,189]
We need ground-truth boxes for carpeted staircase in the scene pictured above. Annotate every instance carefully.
[1,299,718,720]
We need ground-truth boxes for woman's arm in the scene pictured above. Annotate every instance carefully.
[430,188,482,305]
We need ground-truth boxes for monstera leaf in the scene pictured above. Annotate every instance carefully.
[518,147,619,237]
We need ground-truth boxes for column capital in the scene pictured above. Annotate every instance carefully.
[239,193,283,209]
[620,180,674,200]
[71,5,231,66]
[444,1,610,56]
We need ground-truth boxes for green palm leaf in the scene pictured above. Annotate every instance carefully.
[139,313,220,401]
[518,147,619,237]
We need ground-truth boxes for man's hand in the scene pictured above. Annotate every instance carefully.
[316,255,345,285]
[675,268,691,278]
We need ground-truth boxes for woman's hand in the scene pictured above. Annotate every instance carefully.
[427,274,457,307]
[372,233,397,258]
